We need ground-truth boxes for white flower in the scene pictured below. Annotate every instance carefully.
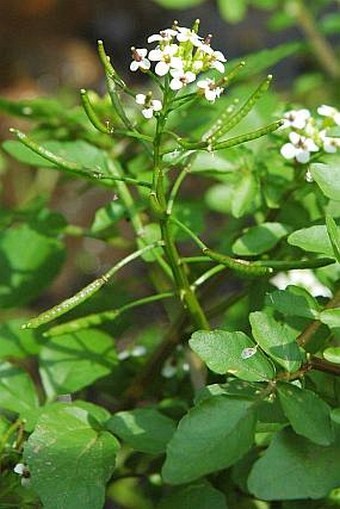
[135,93,162,119]
[281,109,311,130]
[131,345,147,357]
[148,45,183,76]
[175,26,202,46]
[270,270,332,298]
[169,69,196,90]
[147,28,177,44]
[130,48,151,72]
[317,104,340,126]
[319,129,340,153]
[280,131,319,163]
[13,463,31,487]
[197,78,223,102]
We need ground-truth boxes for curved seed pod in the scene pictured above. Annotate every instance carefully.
[80,89,110,134]
[254,257,335,271]
[22,277,108,329]
[203,249,273,277]
[208,75,273,142]
[213,120,283,151]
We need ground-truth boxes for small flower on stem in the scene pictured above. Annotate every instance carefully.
[148,45,183,76]
[130,47,150,72]
[135,93,162,119]
[169,69,196,90]
[281,109,311,130]
[280,131,319,164]
[317,104,340,126]
[147,29,177,44]
[319,130,340,153]
[13,463,31,487]
[197,78,223,102]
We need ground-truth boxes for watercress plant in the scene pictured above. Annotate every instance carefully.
[1,19,340,509]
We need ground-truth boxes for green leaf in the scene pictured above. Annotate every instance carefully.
[326,214,340,263]
[0,318,42,358]
[217,0,247,23]
[288,225,338,258]
[249,311,303,372]
[90,201,125,235]
[39,329,118,399]
[173,201,205,241]
[0,224,65,308]
[189,330,275,382]
[248,427,340,500]
[0,362,39,414]
[323,347,340,364]
[106,408,176,455]
[205,182,234,214]
[24,404,120,509]
[231,172,257,218]
[320,308,340,329]
[162,395,257,484]
[0,96,77,121]
[158,481,228,509]
[277,382,334,445]
[232,222,291,255]
[228,42,300,81]
[266,285,320,319]
[310,161,340,201]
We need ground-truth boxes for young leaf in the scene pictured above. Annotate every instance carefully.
[319,308,340,329]
[277,382,334,446]
[323,347,340,364]
[310,161,340,201]
[39,329,118,399]
[265,285,320,319]
[162,395,257,484]
[232,222,292,256]
[248,427,340,500]
[0,362,39,415]
[288,225,338,258]
[0,224,65,308]
[231,172,258,218]
[190,329,276,382]
[0,318,43,358]
[24,404,120,509]
[158,481,228,509]
[326,214,340,263]
[106,408,176,455]
[90,201,126,235]
[249,312,303,372]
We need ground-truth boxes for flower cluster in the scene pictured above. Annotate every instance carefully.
[131,20,227,118]
[13,463,31,487]
[280,105,340,164]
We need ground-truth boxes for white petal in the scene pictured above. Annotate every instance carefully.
[214,50,227,62]
[142,108,154,119]
[137,48,148,58]
[212,60,225,73]
[151,100,162,111]
[205,89,217,102]
[135,94,146,105]
[14,464,25,475]
[289,131,300,144]
[130,61,139,72]
[170,57,184,70]
[165,44,179,56]
[197,79,209,89]
[21,478,31,488]
[305,138,319,152]
[148,49,163,61]
[192,60,203,72]
[323,142,337,153]
[280,143,296,160]
[334,113,340,126]
[140,59,151,70]
[170,78,183,91]
[155,61,169,76]
[147,34,162,43]
[296,150,310,163]
[185,71,196,83]
[317,104,335,117]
